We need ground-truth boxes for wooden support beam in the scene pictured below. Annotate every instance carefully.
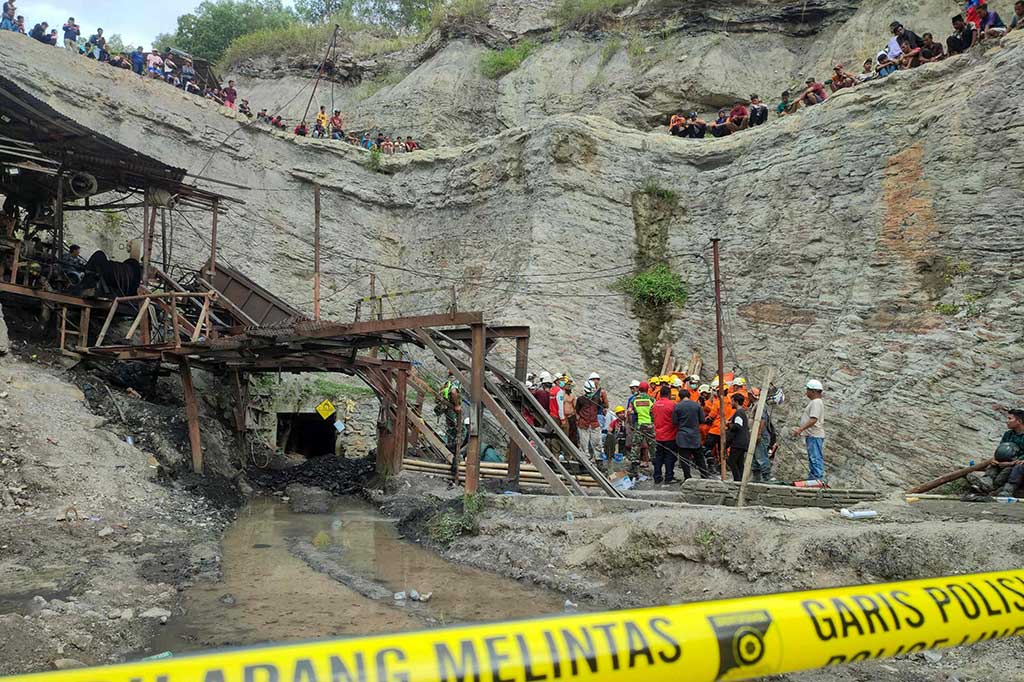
[907,460,994,494]
[382,368,408,476]
[433,331,624,499]
[413,329,572,495]
[178,359,204,474]
[465,323,485,495]
[508,335,529,484]
[738,368,775,507]
[407,407,455,463]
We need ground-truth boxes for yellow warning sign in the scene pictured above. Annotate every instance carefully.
[315,399,336,420]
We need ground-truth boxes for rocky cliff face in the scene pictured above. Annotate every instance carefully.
[2,16,1023,489]
[230,0,954,145]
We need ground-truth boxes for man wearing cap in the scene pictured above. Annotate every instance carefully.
[947,14,979,55]
[793,380,826,480]
[829,64,856,92]
[576,373,609,461]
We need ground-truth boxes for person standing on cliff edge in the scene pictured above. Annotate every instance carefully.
[793,379,826,481]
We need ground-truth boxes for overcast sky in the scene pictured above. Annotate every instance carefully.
[20,0,204,49]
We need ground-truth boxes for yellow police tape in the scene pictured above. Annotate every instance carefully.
[6,569,1024,682]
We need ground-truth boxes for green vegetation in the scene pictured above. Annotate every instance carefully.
[599,36,621,67]
[626,28,645,62]
[220,22,332,66]
[551,0,633,28]
[428,0,489,30]
[367,147,384,171]
[641,178,678,205]
[616,264,688,308]
[480,41,538,79]
[155,0,298,62]
[427,493,486,546]
[312,530,332,547]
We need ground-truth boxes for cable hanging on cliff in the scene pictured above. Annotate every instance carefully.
[300,24,341,125]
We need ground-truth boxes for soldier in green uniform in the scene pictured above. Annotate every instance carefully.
[440,373,462,479]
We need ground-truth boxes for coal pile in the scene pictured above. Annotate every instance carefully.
[250,456,375,496]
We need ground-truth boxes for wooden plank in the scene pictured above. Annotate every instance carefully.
[437,332,623,499]
[907,460,994,494]
[738,368,776,507]
[413,329,573,496]
[191,297,210,343]
[124,298,151,341]
[408,408,455,463]
[178,358,204,474]
[79,307,90,350]
[0,281,110,308]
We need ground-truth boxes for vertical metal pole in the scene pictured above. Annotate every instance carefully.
[207,199,219,281]
[391,368,408,475]
[54,170,64,271]
[313,184,321,321]
[369,273,378,358]
[508,335,529,484]
[160,209,167,271]
[141,192,150,284]
[712,238,727,481]
[465,323,485,495]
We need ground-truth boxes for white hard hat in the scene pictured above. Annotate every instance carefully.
[629,380,641,388]
[806,379,824,391]
[698,384,711,393]
[688,375,700,383]
[539,371,553,384]
[588,372,600,380]
[583,380,595,392]
[671,377,683,388]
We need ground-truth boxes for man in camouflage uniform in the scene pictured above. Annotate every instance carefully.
[440,373,462,479]
[628,381,654,475]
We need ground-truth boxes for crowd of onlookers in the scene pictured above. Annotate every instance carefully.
[255,105,421,154]
[1,4,248,111]
[669,2,1023,139]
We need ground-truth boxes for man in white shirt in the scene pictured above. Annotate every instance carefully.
[792,379,826,480]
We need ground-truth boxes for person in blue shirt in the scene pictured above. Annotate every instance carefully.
[131,46,145,75]
[875,51,897,77]
[62,17,79,50]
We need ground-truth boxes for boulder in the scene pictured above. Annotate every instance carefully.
[285,483,333,514]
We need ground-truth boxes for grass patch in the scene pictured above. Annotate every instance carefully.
[480,41,538,79]
[427,493,486,546]
[220,22,332,70]
[429,0,489,31]
[599,36,621,66]
[552,0,633,28]
[367,147,384,172]
[616,264,688,308]
[626,28,646,63]
[641,178,678,204]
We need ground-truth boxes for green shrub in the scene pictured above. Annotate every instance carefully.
[480,41,537,79]
[220,22,332,70]
[427,493,486,546]
[367,147,384,172]
[641,178,678,205]
[430,0,489,30]
[552,0,633,28]
[599,36,621,66]
[616,264,688,307]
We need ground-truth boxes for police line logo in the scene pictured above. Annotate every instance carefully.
[707,610,780,681]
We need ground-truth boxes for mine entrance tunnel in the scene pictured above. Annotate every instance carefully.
[277,412,337,458]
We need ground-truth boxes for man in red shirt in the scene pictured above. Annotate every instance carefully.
[651,385,679,484]
[799,78,828,107]
[726,102,749,131]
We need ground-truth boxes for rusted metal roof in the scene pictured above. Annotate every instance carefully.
[0,73,236,209]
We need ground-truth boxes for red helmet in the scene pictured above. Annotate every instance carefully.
[638,381,649,391]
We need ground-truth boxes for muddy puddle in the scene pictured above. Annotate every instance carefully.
[149,497,566,654]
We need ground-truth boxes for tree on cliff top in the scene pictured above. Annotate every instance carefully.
[295,0,451,31]
[155,0,298,61]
